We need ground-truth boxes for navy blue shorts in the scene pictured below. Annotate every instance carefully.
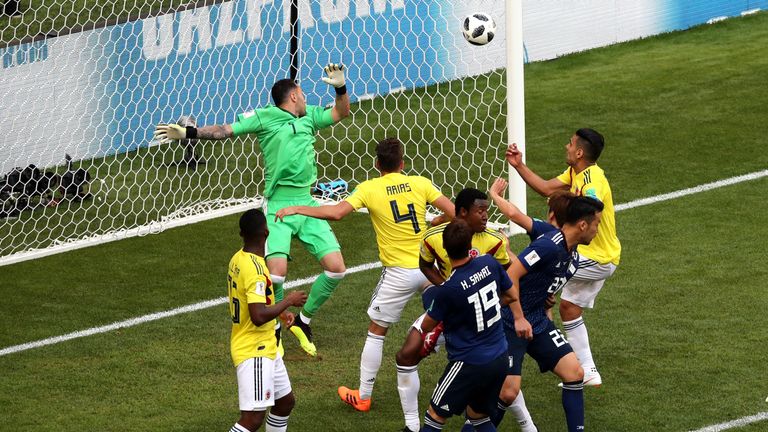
[505,320,573,374]
[429,353,508,418]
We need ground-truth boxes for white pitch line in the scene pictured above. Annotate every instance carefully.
[615,169,768,212]
[689,412,768,431]
[0,261,382,357]
[3,168,768,358]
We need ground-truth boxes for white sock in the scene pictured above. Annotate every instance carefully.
[359,332,385,399]
[563,316,596,370]
[230,423,250,432]
[397,364,421,432]
[508,390,538,432]
[300,311,311,326]
[265,413,289,432]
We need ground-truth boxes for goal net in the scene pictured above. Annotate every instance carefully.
[2,0,749,264]
[0,0,510,264]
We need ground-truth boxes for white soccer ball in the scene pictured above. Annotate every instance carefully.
[462,13,497,46]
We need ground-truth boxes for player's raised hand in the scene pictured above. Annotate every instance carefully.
[321,63,346,88]
[154,123,187,144]
[286,290,308,307]
[506,143,523,167]
[275,206,298,222]
[514,316,533,340]
[489,177,508,198]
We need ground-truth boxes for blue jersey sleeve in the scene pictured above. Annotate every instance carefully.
[528,219,558,242]
[425,286,447,322]
[518,238,559,272]
[492,258,513,293]
[421,284,439,311]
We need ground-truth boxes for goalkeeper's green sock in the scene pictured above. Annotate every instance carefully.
[272,274,285,302]
[302,271,345,319]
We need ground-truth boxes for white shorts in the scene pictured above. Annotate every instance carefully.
[368,267,429,326]
[236,355,292,411]
[560,255,617,309]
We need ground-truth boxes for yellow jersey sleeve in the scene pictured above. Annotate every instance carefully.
[344,181,370,211]
[416,176,443,204]
[420,225,444,263]
[556,167,572,185]
[487,230,511,266]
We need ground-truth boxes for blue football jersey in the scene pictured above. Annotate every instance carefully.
[424,254,512,364]
[504,230,578,334]
[528,218,558,242]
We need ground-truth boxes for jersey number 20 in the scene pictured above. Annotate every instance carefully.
[467,282,501,332]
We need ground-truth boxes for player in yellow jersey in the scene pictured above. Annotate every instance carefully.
[227,209,308,432]
[275,137,454,414]
[506,128,621,387]
[394,187,537,432]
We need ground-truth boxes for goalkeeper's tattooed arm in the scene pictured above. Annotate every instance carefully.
[197,124,234,140]
[154,123,233,144]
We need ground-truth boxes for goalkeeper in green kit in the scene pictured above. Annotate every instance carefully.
[155,64,351,356]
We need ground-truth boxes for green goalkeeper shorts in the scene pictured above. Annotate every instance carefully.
[264,194,341,261]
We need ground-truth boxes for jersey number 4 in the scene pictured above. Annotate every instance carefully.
[390,200,420,233]
[467,282,501,332]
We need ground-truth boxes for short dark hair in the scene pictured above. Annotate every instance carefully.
[443,219,474,260]
[271,78,299,106]
[455,188,487,215]
[240,209,267,239]
[376,137,404,172]
[563,196,604,225]
[575,128,605,162]
[547,190,576,227]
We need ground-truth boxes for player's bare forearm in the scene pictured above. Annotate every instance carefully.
[490,193,533,232]
[332,93,351,122]
[429,195,455,226]
[419,259,445,286]
[276,202,353,222]
[197,124,234,140]
[249,298,301,326]
[420,313,439,333]
[515,164,568,197]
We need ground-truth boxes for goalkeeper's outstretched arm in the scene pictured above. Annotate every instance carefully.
[154,123,233,144]
[321,63,351,122]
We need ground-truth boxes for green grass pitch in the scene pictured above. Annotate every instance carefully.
[1,11,768,432]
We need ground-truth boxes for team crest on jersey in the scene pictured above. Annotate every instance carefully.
[469,248,480,258]
[265,389,271,400]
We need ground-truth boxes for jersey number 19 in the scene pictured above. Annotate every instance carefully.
[467,282,501,332]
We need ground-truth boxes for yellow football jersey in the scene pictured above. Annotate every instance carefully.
[227,249,277,366]
[420,223,510,279]
[345,173,443,268]
[557,164,621,265]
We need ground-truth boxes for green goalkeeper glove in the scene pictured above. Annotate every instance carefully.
[154,123,195,144]
[321,63,346,93]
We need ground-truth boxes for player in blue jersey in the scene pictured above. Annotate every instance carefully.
[496,196,604,432]
[454,179,577,432]
[489,177,575,242]
[418,220,518,432]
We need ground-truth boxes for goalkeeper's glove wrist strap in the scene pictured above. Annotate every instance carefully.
[185,126,198,139]
[335,85,347,96]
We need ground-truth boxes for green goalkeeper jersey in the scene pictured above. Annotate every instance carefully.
[231,105,335,198]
